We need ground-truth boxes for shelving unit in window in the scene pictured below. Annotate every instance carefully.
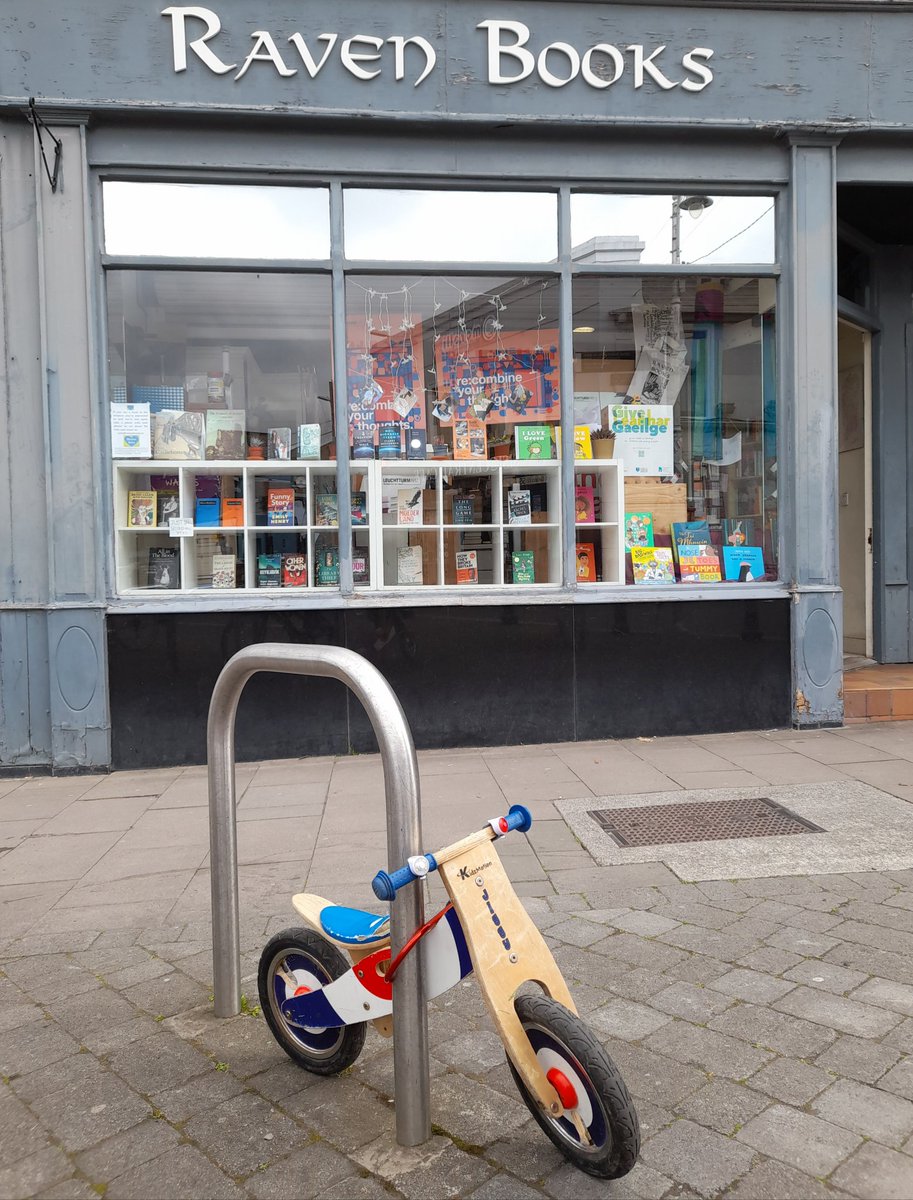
[573,460,624,585]
[374,460,562,589]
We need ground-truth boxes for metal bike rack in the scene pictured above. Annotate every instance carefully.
[207,643,431,1147]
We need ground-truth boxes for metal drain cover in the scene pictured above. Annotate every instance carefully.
[586,796,825,848]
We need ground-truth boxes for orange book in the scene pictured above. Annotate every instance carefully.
[221,497,244,527]
[455,549,478,584]
[576,542,597,582]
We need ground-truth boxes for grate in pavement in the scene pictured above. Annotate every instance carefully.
[586,796,825,848]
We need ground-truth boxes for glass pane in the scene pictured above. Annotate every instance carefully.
[344,190,557,262]
[103,183,330,259]
[572,276,778,583]
[571,195,775,266]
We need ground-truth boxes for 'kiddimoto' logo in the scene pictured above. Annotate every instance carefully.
[458,861,491,880]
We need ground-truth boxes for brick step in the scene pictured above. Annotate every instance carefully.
[844,664,913,721]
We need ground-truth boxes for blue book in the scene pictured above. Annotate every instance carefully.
[722,545,766,582]
[195,497,220,527]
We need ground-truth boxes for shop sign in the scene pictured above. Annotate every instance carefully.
[162,8,714,93]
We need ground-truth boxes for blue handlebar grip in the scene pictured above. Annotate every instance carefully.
[507,804,533,833]
[372,853,439,901]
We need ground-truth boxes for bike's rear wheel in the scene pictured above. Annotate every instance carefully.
[507,993,640,1179]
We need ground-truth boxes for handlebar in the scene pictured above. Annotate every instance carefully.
[371,804,532,902]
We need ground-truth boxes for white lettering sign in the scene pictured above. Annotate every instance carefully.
[160,8,714,93]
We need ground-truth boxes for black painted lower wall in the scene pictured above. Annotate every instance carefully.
[107,599,791,769]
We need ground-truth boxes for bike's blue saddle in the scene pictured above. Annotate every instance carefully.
[319,906,391,945]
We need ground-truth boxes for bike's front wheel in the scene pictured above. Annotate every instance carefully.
[507,994,640,1179]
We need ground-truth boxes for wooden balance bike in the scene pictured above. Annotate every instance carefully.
[257,804,640,1179]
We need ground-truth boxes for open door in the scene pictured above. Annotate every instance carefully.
[837,320,873,659]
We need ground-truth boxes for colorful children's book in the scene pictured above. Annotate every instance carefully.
[205,410,246,460]
[456,549,478,584]
[281,553,308,587]
[677,543,722,583]
[397,488,424,526]
[257,554,281,587]
[671,519,712,565]
[194,497,220,527]
[722,545,766,581]
[511,550,535,584]
[153,410,204,460]
[575,542,597,582]
[624,511,655,550]
[575,486,596,524]
[631,546,675,584]
[127,490,157,528]
[397,545,423,585]
[574,426,593,460]
[454,416,487,460]
[147,546,180,588]
[220,497,244,527]
[268,428,292,460]
[722,518,756,548]
[507,489,532,526]
[212,553,236,589]
[316,494,339,526]
[452,496,475,525]
[515,425,553,461]
[297,424,321,460]
[267,488,295,527]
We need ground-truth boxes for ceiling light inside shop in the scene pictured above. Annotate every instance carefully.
[573,325,596,333]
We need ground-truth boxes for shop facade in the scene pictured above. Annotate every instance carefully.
[0,0,910,770]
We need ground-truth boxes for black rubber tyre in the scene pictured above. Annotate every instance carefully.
[507,993,640,1179]
[258,927,366,1075]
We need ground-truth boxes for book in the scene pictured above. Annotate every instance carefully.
[316,547,340,586]
[515,425,553,461]
[452,496,475,525]
[456,549,478,584]
[397,545,423,585]
[574,486,596,525]
[677,543,723,583]
[454,416,487,460]
[353,547,371,587]
[722,518,756,548]
[147,545,179,588]
[511,550,535,584]
[624,511,655,551]
[576,542,597,582]
[205,410,246,460]
[350,492,368,525]
[397,488,424,526]
[267,487,295,527]
[405,431,427,460]
[220,497,244,527]
[574,426,593,460]
[315,493,339,526]
[268,427,292,460]
[257,554,281,587]
[127,490,156,528]
[156,491,179,527]
[152,410,204,460]
[352,427,375,460]
[212,553,236,589]
[722,545,766,581]
[281,553,308,587]
[194,497,220,527]
[378,421,403,460]
[671,520,712,565]
[297,423,321,460]
[631,546,675,584]
[507,489,532,526]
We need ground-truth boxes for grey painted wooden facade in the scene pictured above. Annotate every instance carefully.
[1,0,912,767]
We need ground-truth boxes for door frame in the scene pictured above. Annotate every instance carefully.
[837,317,874,659]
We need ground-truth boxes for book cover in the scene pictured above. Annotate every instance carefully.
[624,511,655,550]
[194,497,220,527]
[268,427,292,460]
[405,431,427,460]
[511,550,535,584]
[353,547,371,587]
[212,553,236,589]
[452,496,475,525]
[156,491,179,527]
[397,488,424,526]
[576,542,597,582]
[127,490,156,528]
[574,486,596,524]
[722,518,756,548]
[147,545,179,589]
[378,421,403,460]
[316,547,340,586]
[220,497,244,527]
[507,489,532,525]
[574,426,593,460]
[631,546,675,584]
[351,492,368,525]
[722,545,766,582]
[315,494,339,527]
[454,416,487,460]
[205,410,246,460]
[677,543,723,583]
[152,410,204,460]
[456,549,478,584]
[672,519,712,565]
[297,423,321,460]
[352,427,375,460]
[397,545,423,585]
[281,553,308,587]
[267,487,295,527]
[515,425,553,461]
[257,553,281,588]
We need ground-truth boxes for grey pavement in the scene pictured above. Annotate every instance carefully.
[3,722,913,1198]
